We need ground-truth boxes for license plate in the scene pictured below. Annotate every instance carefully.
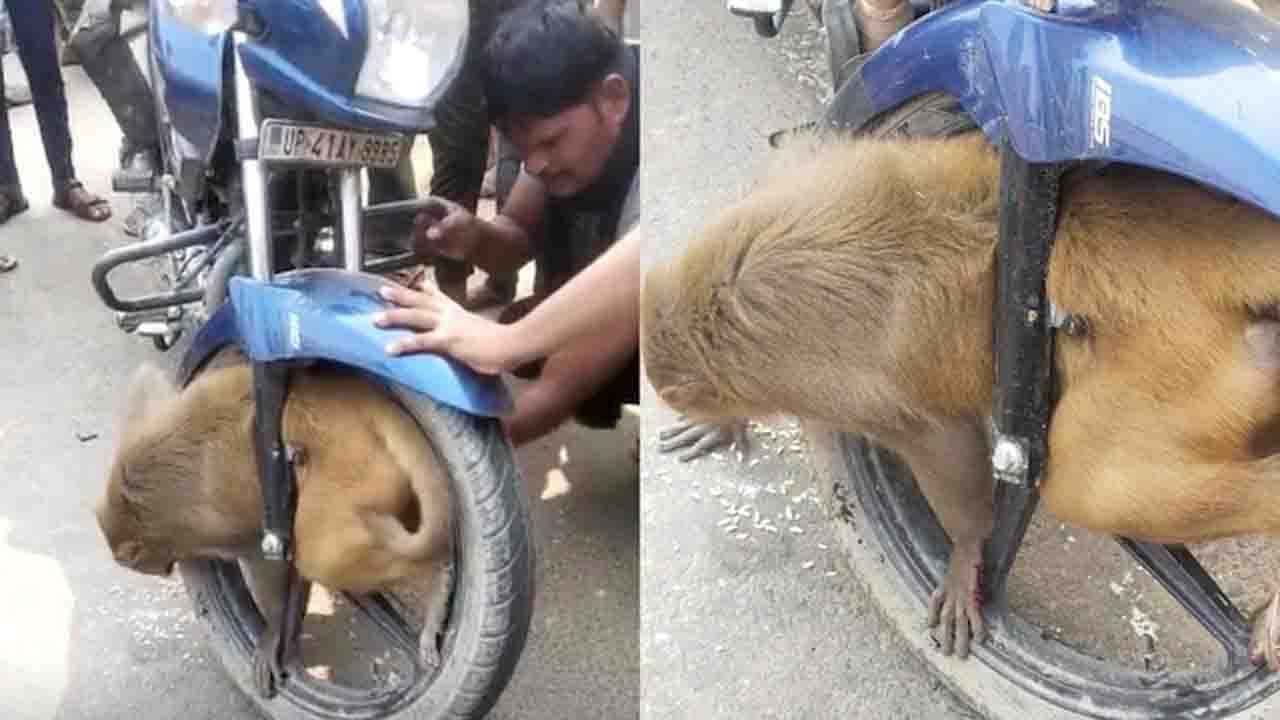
[259,120,404,169]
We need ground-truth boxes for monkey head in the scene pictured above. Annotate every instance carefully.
[642,208,772,424]
[95,462,177,576]
[94,363,186,577]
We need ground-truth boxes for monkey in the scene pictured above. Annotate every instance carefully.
[642,130,1280,668]
[95,348,454,690]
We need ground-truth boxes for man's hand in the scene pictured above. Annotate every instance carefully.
[413,197,482,262]
[657,417,751,462]
[375,283,517,376]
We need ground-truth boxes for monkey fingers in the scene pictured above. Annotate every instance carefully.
[657,417,749,463]
[927,546,987,659]
[1249,588,1280,671]
[417,561,455,672]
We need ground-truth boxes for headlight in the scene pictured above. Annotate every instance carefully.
[162,0,238,35]
[356,0,469,108]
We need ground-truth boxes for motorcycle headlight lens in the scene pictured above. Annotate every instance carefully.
[356,0,469,108]
[162,0,238,34]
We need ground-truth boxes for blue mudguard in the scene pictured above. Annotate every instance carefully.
[841,0,1280,217]
[181,269,513,417]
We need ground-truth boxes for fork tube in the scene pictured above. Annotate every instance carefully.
[983,140,1063,604]
[338,168,364,272]
[232,33,273,281]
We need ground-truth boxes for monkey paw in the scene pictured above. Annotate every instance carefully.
[1249,589,1280,671]
[656,417,749,463]
[927,547,987,659]
[417,628,443,672]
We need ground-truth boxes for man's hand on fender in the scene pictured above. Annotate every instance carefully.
[375,283,518,376]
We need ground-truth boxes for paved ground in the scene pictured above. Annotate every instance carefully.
[0,54,637,720]
[641,2,1280,719]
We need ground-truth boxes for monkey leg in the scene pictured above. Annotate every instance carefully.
[417,559,455,671]
[894,418,994,659]
[252,562,312,699]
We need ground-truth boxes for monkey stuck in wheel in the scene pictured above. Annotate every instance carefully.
[642,132,1280,668]
[95,349,454,683]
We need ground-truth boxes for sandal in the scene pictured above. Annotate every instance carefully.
[52,179,112,223]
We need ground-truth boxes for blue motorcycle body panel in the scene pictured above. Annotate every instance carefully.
[182,270,513,417]
[857,0,1280,216]
[149,0,465,162]
[236,0,454,133]
[149,1,227,162]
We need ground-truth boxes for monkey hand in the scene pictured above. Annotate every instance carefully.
[253,624,285,699]
[927,541,987,659]
[656,417,750,463]
[1249,588,1280,671]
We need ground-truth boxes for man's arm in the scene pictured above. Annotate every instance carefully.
[499,223,639,368]
[503,304,638,446]
[459,169,547,275]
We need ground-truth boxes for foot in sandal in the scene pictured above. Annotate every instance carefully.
[52,179,112,223]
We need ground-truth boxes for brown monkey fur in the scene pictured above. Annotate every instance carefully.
[96,349,453,668]
[643,131,1280,663]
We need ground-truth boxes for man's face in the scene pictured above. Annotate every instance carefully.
[507,73,630,197]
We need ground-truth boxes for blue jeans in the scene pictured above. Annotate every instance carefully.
[0,0,76,192]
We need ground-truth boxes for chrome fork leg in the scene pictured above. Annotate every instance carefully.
[232,32,273,281]
[338,167,364,272]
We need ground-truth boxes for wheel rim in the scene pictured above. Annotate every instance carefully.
[838,434,1280,719]
[187,555,458,719]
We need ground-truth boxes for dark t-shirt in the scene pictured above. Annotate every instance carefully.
[540,40,641,427]
[539,40,640,287]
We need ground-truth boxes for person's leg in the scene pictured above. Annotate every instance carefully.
[9,0,74,184]
[7,0,109,220]
[0,17,26,272]
[424,63,487,304]
[0,44,23,199]
[69,0,158,168]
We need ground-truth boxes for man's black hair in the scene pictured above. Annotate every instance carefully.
[482,0,626,126]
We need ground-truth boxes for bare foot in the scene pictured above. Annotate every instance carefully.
[928,541,987,658]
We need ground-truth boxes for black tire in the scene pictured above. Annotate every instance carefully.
[754,12,783,38]
[178,357,535,720]
[822,0,861,89]
[808,429,1280,720]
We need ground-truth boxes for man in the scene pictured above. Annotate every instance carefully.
[0,0,113,275]
[377,0,639,446]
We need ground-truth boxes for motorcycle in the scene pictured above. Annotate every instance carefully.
[89,2,534,718]
[730,0,1280,717]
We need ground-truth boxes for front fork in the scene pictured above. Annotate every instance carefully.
[231,31,366,692]
[982,140,1062,606]
[232,32,368,561]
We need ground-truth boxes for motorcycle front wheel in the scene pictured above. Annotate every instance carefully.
[177,351,535,720]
